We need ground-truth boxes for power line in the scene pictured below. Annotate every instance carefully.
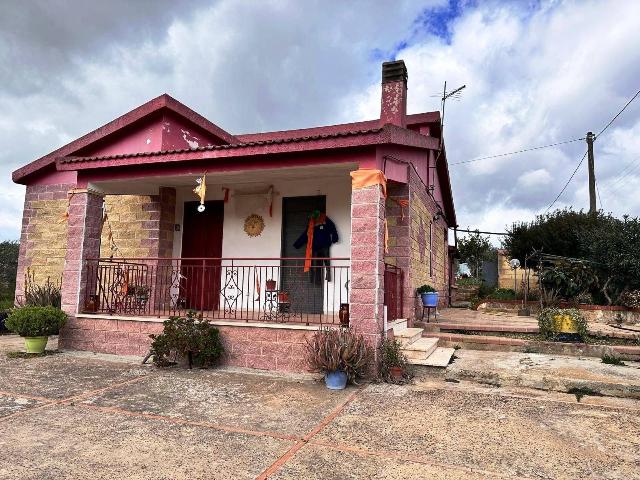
[543,150,588,214]
[595,88,640,139]
[595,179,604,211]
[453,228,508,236]
[450,137,584,166]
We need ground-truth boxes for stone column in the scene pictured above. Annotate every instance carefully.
[61,189,104,315]
[350,182,386,364]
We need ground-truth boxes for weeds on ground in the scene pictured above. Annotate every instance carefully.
[567,386,602,402]
[601,354,626,366]
[7,350,61,359]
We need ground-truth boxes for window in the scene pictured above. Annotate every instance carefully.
[429,221,434,277]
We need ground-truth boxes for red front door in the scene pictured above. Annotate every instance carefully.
[181,201,224,311]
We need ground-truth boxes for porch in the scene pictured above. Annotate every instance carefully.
[82,256,352,326]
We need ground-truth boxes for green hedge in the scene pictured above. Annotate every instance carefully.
[5,306,67,337]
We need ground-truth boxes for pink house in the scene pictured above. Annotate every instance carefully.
[12,60,456,372]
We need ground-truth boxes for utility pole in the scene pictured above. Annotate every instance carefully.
[586,131,596,213]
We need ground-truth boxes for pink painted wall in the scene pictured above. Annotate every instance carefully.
[79,112,224,158]
[28,168,78,186]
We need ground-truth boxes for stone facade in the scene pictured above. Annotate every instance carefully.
[59,316,314,373]
[16,184,74,298]
[497,249,538,292]
[407,167,449,310]
[384,168,450,319]
[100,188,176,259]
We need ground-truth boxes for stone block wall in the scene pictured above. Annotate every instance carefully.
[407,168,449,313]
[100,187,176,259]
[16,184,74,299]
[60,317,314,373]
[497,249,538,292]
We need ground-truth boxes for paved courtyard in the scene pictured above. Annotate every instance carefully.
[0,336,639,479]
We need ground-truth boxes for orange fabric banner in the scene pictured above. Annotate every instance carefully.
[350,169,387,198]
[304,213,327,272]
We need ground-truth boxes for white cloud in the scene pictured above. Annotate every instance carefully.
[1,0,640,242]
[517,168,552,188]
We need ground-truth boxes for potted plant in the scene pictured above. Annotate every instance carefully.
[5,305,67,354]
[305,327,371,390]
[266,279,277,291]
[538,307,588,342]
[378,337,410,383]
[417,285,439,307]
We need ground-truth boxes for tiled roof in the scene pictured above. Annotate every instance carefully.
[58,127,383,164]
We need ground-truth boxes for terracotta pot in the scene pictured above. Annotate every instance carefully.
[278,292,290,303]
[389,366,403,380]
[339,303,350,327]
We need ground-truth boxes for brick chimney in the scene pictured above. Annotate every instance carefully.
[380,60,408,127]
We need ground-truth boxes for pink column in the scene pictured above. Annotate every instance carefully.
[350,183,386,364]
[61,189,104,315]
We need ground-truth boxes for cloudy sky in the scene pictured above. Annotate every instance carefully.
[1,0,639,242]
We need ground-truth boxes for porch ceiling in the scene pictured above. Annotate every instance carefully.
[90,162,358,195]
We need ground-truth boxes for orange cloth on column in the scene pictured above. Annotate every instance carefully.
[350,169,387,198]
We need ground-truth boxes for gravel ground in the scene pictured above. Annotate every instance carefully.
[0,335,638,479]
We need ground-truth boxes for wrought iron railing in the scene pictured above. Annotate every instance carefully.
[384,263,404,322]
[82,257,350,326]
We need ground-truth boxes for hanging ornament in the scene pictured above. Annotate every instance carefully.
[244,214,265,237]
[193,173,207,212]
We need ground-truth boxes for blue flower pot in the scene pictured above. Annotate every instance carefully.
[421,292,439,307]
[325,370,348,390]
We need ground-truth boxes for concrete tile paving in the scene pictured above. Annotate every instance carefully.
[0,335,638,479]
[314,383,640,479]
[82,367,352,437]
[0,404,292,480]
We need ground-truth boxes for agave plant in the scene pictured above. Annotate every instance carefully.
[305,328,371,383]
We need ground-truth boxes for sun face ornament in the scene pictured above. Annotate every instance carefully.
[244,214,265,237]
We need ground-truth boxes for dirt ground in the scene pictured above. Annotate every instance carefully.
[0,335,639,479]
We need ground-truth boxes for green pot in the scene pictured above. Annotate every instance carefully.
[24,336,48,354]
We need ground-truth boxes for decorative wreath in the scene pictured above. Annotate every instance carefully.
[244,214,265,237]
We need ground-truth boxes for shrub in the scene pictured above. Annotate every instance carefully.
[20,271,62,308]
[416,285,436,294]
[305,328,371,383]
[5,306,67,337]
[490,288,516,300]
[537,308,588,341]
[618,290,640,309]
[150,311,225,368]
[456,277,482,286]
[378,337,411,383]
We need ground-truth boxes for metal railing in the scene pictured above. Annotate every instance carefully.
[83,257,350,326]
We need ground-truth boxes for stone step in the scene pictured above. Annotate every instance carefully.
[409,347,455,367]
[389,318,408,330]
[435,322,539,334]
[394,327,424,345]
[401,337,439,360]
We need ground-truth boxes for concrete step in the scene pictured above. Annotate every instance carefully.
[389,318,408,330]
[410,347,455,367]
[401,337,439,360]
[394,327,424,346]
[435,322,539,334]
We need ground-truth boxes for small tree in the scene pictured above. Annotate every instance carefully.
[457,230,492,278]
[0,240,19,300]
[502,209,614,269]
